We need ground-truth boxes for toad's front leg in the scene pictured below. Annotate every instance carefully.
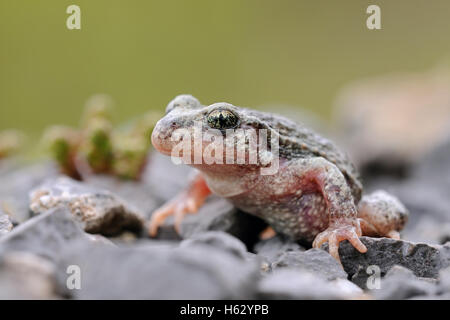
[292,157,367,263]
[148,171,211,237]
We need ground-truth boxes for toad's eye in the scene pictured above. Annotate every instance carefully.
[206,109,239,130]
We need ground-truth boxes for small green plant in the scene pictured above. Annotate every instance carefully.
[112,133,148,180]
[42,125,81,179]
[42,94,161,180]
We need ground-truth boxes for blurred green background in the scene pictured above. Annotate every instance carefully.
[1,0,450,144]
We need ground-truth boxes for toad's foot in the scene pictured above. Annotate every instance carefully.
[149,193,199,237]
[358,218,401,240]
[148,172,211,237]
[387,230,401,239]
[312,221,367,264]
[259,226,276,240]
[357,190,409,239]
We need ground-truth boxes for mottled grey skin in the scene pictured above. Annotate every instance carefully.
[150,95,409,262]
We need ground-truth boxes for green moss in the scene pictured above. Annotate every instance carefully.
[42,125,80,178]
[112,134,149,180]
[41,95,159,180]
[81,118,113,173]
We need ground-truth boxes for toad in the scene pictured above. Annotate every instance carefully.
[149,95,408,263]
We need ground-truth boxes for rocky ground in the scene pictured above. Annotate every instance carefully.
[1,136,450,300]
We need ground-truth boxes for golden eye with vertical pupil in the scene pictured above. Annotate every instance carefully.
[206,109,239,130]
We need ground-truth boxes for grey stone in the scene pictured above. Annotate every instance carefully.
[171,196,266,247]
[0,206,262,299]
[130,239,179,251]
[108,230,141,244]
[372,265,437,300]
[0,207,98,262]
[84,175,159,220]
[0,251,61,299]
[403,217,450,245]
[62,242,260,299]
[180,231,248,260]
[0,157,22,176]
[423,265,450,299]
[29,176,144,236]
[143,152,194,203]
[0,211,13,236]
[257,269,362,300]
[253,234,304,263]
[393,181,450,227]
[271,248,347,281]
[437,265,450,296]
[365,137,450,236]
[324,237,450,288]
[245,252,271,274]
[86,234,117,246]
[410,292,450,300]
[180,231,271,274]
[0,207,108,298]
[437,242,450,268]
[0,207,204,300]
[0,162,59,223]
[179,231,270,273]
[414,136,450,188]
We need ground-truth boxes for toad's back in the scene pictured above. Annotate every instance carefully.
[243,108,363,201]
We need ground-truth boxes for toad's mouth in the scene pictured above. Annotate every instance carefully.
[153,143,171,155]
[151,128,173,156]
